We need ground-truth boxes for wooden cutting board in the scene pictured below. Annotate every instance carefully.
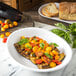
[0,13,34,34]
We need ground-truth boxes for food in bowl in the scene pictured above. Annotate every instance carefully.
[14,36,65,69]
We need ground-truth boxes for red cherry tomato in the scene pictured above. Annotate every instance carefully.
[30,43,35,47]
[52,60,62,65]
[25,48,30,51]
[2,23,5,27]
[56,61,62,65]
[3,38,7,43]
[36,37,40,41]
[35,59,43,64]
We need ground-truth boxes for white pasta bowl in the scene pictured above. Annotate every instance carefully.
[7,27,72,72]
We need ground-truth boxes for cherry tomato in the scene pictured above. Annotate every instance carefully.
[0,20,2,24]
[35,59,43,64]
[3,38,7,43]
[36,37,40,41]
[25,48,30,51]
[52,60,62,65]
[2,23,5,27]
[30,43,35,47]
[56,61,62,65]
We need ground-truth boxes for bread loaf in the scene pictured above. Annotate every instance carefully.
[59,2,76,20]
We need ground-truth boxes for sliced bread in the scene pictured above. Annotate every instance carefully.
[42,3,59,17]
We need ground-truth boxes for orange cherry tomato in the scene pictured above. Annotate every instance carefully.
[35,59,43,64]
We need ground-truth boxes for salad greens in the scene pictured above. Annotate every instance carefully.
[44,53,53,59]
[51,23,76,48]
[39,42,45,49]
[18,38,29,45]
[49,43,59,47]
[25,45,32,49]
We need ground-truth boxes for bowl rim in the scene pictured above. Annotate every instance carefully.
[7,27,72,72]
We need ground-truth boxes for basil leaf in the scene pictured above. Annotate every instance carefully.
[18,38,29,45]
[49,43,59,47]
[64,32,72,43]
[44,53,53,59]
[33,38,37,42]
[25,45,32,49]
[69,23,76,36]
[55,23,67,30]
[72,36,76,48]
[51,29,65,37]
[39,43,45,49]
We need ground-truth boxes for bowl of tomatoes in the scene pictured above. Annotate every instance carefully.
[7,27,72,72]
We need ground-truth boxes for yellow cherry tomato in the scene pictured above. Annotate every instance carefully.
[52,50,58,55]
[4,24,9,29]
[33,46,38,52]
[31,40,36,44]
[13,21,18,26]
[9,24,13,28]
[25,43,31,48]
[50,62,56,68]
[35,42,39,45]
[5,32,11,37]
[29,37,33,42]
[20,36,25,39]
[0,20,2,24]
[1,27,5,31]
[41,50,45,53]
[55,55,60,60]
[46,47,52,51]
[50,52,54,56]
[45,50,50,54]
[38,47,42,51]
[39,39,43,43]
[0,34,5,38]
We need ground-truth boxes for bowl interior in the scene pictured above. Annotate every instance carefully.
[7,27,72,72]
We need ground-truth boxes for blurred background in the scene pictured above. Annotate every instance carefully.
[0,0,76,12]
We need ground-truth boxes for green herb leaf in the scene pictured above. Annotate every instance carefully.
[18,38,29,45]
[64,32,72,43]
[55,23,67,30]
[33,38,37,42]
[69,23,76,36]
[51,29,65,37]
[25,45,32,49]
[44,53,53,59]
[39,43,45,49]
[72,36,76,48]
[49,43,59,47]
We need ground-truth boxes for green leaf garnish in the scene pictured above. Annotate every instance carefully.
[55,23,67,30]
[39,43,45,49]
[64,32,72,43]
[51,23,76,48]
[18,38,29,45]
[25,45,32,49]
[44,53,53,59]
[69,23,76,36]
[72,36,76,48]
[51,29,65,37]
[33,38,37,42]
[49,43,59,47]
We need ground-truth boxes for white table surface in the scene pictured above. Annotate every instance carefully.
[0,22,75,76]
